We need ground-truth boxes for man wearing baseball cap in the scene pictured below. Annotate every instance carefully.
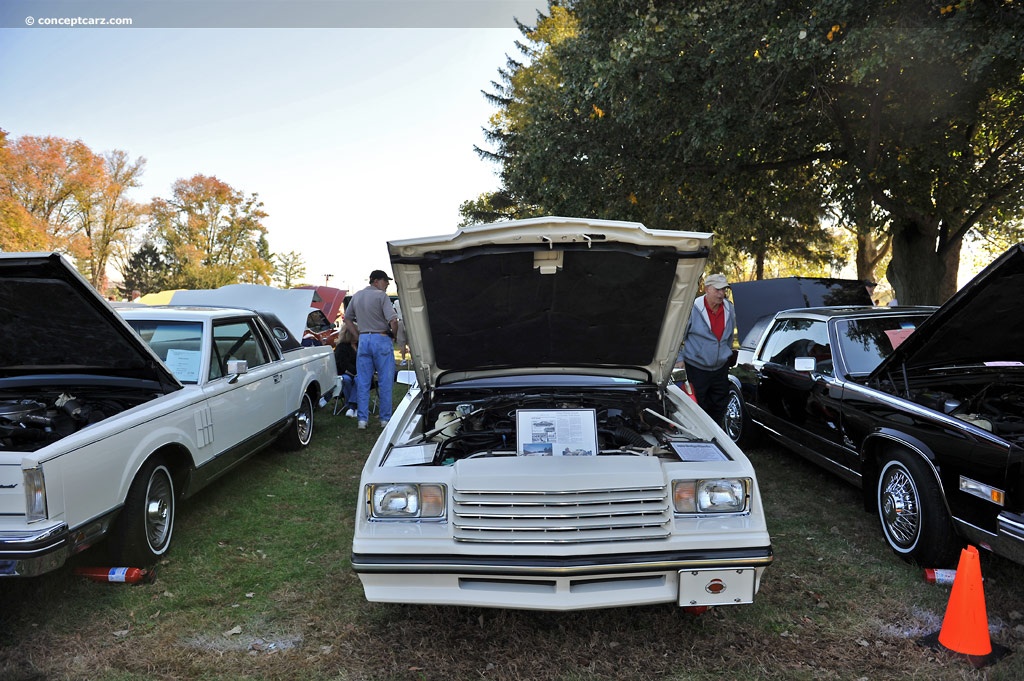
[680,273,736,426]
[343,270,399,429]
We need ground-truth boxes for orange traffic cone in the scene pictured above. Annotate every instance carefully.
[937,546,991,656]
[918,545,1009,668]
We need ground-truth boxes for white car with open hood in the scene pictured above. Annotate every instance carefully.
[0,254,337,577]
[351,217,773,611]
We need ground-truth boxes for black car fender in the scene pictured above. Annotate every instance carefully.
[859,428,953,516]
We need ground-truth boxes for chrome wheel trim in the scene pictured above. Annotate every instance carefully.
[723,390,743,441]
[879,461,920,551]
[296,396,313,445]
[144,466,174,553]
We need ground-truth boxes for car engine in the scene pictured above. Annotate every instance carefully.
[913,382,1024,445]
[0,390,150,452]
[417,387,707,465]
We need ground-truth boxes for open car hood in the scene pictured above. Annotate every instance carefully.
[171,285,316,341]
[869,243,1024,379]
[388,217,713,391]
[293,285,347,323]
[0,252,180,386]
[730,277,872,341]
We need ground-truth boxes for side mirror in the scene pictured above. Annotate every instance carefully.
[794,357,816,372]
[396,369,417,386]
[226,359,249,383]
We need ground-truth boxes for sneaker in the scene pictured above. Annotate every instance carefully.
[345,408,357,418]
[380,420,389,428]
[357,421,367,429]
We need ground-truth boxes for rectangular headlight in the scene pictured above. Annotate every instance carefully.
[24,468,47,522]
[673,478,750,514]
[368,483,446,520]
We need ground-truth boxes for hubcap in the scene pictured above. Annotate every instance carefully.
[723,392,743,441]
[145,470,173,550]
[297,399,312,443]
[881,466,919,547]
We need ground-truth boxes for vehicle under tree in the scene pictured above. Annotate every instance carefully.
[727,244,1024,568]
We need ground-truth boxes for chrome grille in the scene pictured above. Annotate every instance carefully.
[453,486,672,544]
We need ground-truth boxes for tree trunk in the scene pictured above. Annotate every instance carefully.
[885,220,963,305]
[855,232,890,285]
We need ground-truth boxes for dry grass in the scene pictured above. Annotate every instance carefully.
[2,402,1023,681]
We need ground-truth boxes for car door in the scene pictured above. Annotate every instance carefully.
[199,317,284,474]
[754,318,849,468]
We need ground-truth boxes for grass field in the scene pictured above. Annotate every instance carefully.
[2,395,1023,681]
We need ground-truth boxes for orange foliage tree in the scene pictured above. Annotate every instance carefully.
[149,174,271,289]
[0,130,146,291]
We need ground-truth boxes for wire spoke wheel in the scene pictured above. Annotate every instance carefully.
[876,450,960,566]
[879,464,920,548]
[723,389,744,441]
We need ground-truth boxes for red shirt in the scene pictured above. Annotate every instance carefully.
[705,298,725,341]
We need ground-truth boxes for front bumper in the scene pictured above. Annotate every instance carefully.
[991,511,1024,565]
[0,523,71,577]
[352,546,773,610]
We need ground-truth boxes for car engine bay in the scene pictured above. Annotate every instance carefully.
[0,389,153,452]
[912,381,1024,445]
[407,387,713,465]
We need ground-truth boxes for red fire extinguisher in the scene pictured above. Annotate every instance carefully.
[73,566,154,584]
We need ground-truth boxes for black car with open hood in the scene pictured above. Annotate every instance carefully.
[726,243,1024,569]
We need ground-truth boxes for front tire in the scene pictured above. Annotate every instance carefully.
[876,450,960,567]
[723,383,759,447]
[279,392,314,451]
[109,456,175,566]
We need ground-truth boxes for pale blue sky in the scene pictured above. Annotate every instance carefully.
[1,13,537,290]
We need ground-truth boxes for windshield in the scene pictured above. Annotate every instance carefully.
[125,320,204,384]
[835,315,929,376]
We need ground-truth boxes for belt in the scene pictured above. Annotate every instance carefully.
[360,331,390,335]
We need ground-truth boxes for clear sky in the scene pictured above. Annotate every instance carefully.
[0,1,546,292]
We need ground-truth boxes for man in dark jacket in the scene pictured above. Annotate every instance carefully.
[681,273,736,426]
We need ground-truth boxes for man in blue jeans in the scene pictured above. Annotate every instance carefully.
[343,270,399,429]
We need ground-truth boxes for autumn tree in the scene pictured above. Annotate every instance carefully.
[0,132,147,289]
[74,149,146,288]
[0,133,103,253]
[478,1,1024,303]
[274,250,307,288]
[149,174,271,289]
[0,130,46,250]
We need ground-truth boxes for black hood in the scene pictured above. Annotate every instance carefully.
[0,252,180,386]
[870,243,1024,378]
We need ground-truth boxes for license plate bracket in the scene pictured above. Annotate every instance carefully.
[678,568,756,606]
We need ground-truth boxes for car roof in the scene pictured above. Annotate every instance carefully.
[118,305,259,321]
[774,305,936,320]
